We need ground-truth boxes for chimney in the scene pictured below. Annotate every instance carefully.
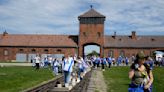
[3,30,8,36]
[113,31,116,39]
[131,31,136,39]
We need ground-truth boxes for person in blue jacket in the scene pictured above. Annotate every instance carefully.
[107,56,112,68]
[101,57,106,71]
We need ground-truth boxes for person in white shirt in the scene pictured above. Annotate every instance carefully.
[53,58,59,75]
[48,56,53,66]
[35,54,40,69]
[74,56,84,80]
[62,55,74,84]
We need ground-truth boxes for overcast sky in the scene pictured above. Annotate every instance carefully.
[0,0,164,35]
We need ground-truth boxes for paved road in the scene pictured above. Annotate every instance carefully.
[0,63,32,66]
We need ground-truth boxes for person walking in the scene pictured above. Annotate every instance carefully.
[44,56,48,68]
[107,56,112,68]
[112,57,116,66]
[48,55,53,67]
[125,57,129,66]
[145,56,154,70]
[128,51,153,92]
[96,56,101,68]
[117,56,122,66]
[62,56,74,85]
[101,57,106,71]
[92,56,96,68]
[34,54,41,70]
[75,56,84,80]
[52,58,59,76]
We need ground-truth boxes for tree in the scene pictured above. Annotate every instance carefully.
[87,50,99,57]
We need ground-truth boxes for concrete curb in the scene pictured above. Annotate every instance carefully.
[0,63,32,66]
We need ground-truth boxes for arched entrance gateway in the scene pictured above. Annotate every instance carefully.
[83,43,100,57]
[78,7,105,57]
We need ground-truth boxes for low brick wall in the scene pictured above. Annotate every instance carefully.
[23,75,64,92]
[24,70,92,92]
[70,70,92,92]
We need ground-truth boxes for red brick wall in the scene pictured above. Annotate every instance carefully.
[0,47,77,61]
[0,46,163,62]
[104,48,164,58]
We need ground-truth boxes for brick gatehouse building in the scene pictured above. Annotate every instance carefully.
[0,8,164,62]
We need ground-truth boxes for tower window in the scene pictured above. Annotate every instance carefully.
[83,32,86,37]
[151,38,155,41]
[97,32,101,37]
[79,17,105,24]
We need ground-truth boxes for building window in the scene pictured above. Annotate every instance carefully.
[31,49,36,53]
[108,50,114,57]
[57,49,62,52]
[150,51,154,57]
[4,49,9,56]
[19,49,24,53]
[151,38,155,41]
[120,50,125,57]
[44,49,49,53]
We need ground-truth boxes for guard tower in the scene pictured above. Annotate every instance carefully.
[78,6,106,57]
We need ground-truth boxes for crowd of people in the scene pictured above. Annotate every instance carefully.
[31,55,132,74]
[31,55,91,86]
[31,53,164,91]
[31,54,164,76]
[88,55,130,69]
[30,54,135,87]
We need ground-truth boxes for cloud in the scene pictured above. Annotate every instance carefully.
[0,0,164,35]
[104,0,164,35]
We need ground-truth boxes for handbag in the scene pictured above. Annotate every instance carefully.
[128,83,144,92]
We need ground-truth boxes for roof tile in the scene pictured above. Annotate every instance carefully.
[104,35,164,48]
[78,9,105,18]
[0,34,78,47]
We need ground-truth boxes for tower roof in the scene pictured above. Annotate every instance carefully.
[78,8,105,18]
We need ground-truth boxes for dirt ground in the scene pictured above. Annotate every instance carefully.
[87,69,107,92]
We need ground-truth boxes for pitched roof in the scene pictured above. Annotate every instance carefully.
[0,34,164,48]
[104,35,164,48]
[78,8,105,18]
[0,34,78,47]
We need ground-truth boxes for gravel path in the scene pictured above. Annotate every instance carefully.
[87,69,107,92]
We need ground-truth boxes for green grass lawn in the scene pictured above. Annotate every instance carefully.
[0,66,54,92]
[103,66,164,92]
[152,67,164,92]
